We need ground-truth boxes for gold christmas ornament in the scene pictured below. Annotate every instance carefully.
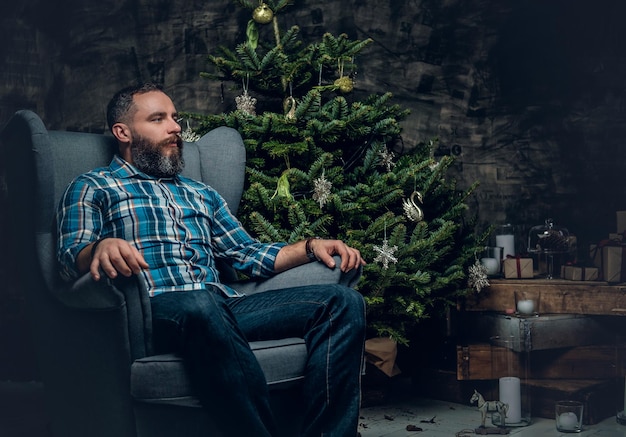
[252,3,274,24]
[283,96,297,121]
[334,76,353,93]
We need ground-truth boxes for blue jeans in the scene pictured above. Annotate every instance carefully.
[150,284,366,437]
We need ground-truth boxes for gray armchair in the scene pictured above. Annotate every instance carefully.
[0,110,361,437]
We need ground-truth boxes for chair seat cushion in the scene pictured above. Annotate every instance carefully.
[130,337,307,404]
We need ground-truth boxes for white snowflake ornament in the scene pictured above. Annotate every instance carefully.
[312,172,332,208]
[235,90,257,116]
[373,239,398,270]
[378,146,396,172]
[468,259,490,293]
[181,120,200,142]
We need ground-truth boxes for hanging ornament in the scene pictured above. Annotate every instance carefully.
[284,83,297,121]
[468,258,490,293]
[312,171,332,208]
[333,57,354,93]
[373,223,398,270]
[252,2,274,24]
[378,146,395,172]
[246,19,259,49]
[334,76,353,93]
[181,120,201,142]
[270,172,293,201]
[235,75,257,116]
[402,191,424,222]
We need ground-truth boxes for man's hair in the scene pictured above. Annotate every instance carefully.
[106,83,164,132]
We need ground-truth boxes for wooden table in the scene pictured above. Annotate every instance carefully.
[463,279,626,315]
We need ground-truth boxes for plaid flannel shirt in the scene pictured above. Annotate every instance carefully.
[56,155,285,297]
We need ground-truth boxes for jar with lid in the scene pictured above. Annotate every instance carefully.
[527,218,574,278]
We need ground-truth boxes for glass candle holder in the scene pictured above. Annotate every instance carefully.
[490,335,531,427]
[556,401,583,433]
[481,246,503,276]
[514,290,540,317]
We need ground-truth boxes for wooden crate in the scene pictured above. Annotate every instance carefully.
[461,313,617,352]
[463,279,626,315]
[527,378,620,425]
[457,344,619,380]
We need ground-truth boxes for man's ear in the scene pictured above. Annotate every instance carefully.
[111,123,132,143]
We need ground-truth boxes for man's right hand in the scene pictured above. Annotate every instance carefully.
[78,238,149,281]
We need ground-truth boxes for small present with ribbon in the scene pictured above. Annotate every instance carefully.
[561,263,599,281]
[503,255,534,279]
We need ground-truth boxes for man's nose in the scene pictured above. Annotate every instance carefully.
[170,117,182,133]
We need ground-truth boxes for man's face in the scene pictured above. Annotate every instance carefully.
[122,91,184,178]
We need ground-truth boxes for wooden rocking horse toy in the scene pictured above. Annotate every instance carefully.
[470,389,509,428]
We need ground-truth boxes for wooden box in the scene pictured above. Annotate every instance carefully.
[462,313,616,352]
[527,378,619,425]
[457,344,619,380]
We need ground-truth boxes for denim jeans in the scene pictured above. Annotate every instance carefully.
[150,283,366,437]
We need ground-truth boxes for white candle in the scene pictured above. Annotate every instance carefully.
[558,412,578,430]
[499,376,521,423]
[496,234,515,258]
[517,299,534,315]
[480,257,499,276]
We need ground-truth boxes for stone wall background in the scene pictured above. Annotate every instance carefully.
[2,0,626,378]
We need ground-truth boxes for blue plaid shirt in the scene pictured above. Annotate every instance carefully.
[56,155,285,297]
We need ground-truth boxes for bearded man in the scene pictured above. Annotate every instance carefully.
[56,83,366,437]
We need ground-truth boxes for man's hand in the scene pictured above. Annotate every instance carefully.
[309,238,366,272]
[274,238,366,273]
[78,238,149,281]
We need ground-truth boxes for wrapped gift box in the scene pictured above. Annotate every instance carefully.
[503,257,533,279]
[561,265,599,281]
[590,244,626,283]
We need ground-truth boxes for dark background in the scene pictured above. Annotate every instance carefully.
[2,0,626,379]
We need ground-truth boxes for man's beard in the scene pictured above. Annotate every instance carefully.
[131,133,184,178]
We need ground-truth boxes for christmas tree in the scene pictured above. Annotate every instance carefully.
[187,0,488,345]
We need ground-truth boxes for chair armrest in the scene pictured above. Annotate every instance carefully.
[53,273,128,310]
[227,255,362,295]
[53,273,153,359]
